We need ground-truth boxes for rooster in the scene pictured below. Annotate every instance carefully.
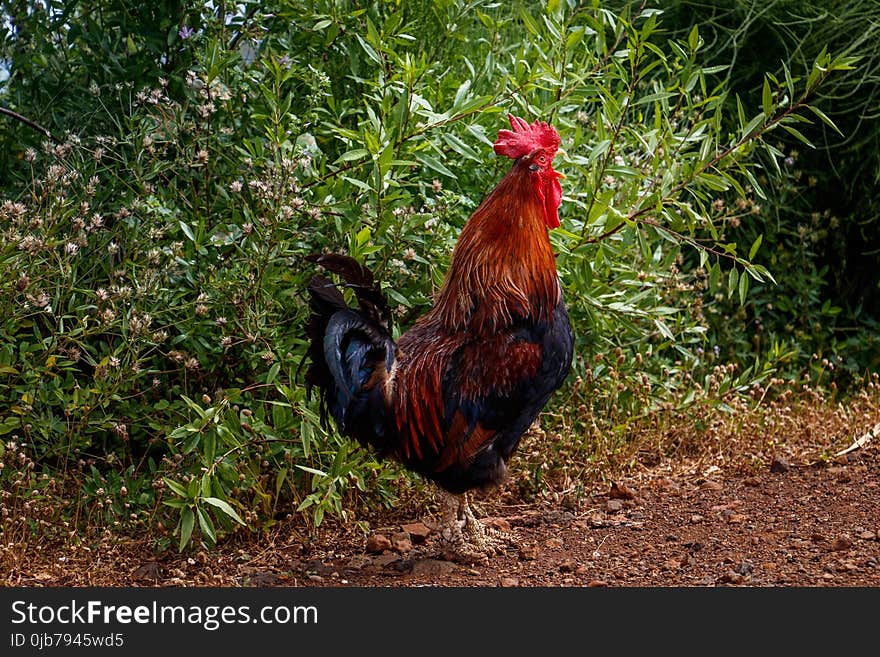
[305,114,573,562]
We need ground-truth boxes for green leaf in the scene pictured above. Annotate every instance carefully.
[295,464,328,477]
[780,124,816,148]
[334,148,370,164]
[354,34,380,64]
[708,261,721,292]
[163,477,188,498]
[442,133,480,161]
[179,221,196,243]
[196,506,216,545]
[266,361,281,384]
[203,497,246,525]
[738,268,749,306]
[748,234,763,260]
[180,507,195,551]
[453,79,471,109]
[417,154,457,179]
[727,267,739,299]
[806,105,843,136]
[761,77,773,116]
[688,24,700,52]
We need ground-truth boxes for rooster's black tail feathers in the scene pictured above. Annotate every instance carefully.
[304,254,395,444]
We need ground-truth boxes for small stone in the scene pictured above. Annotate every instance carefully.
[609,482,637,500]
[663,558,681,571]
[718,570,744,584]
[307,574,324,583]
[727,513,748,524]
[500,577,519,587]
[365,534,392,553]
[700,480,723,491]
[690,514,704,524]
[605,499,624,513]
[744,476,761,487]
[559,559,577,573]
[587,580,609,587]
[858,530,876,540]
[830,537,852,552]
[770,456,790,473]
[369,554,402,569]
[543,537,564,550]
[483,517,512,533]
[411,559,459,576]
[827,467,851,483]
[519,544,539,561]
[391,532,413,553]
[401,522,432,543]
[575,565,591,576]
[734,562,754,576]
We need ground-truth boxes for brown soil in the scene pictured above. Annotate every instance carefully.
[6,434,879,588]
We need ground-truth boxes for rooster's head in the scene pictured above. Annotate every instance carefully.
[493,114,564,228]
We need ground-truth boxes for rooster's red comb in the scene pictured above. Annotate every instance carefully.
[493,114,561,160]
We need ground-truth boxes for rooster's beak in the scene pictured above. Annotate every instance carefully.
[555,170,566,180]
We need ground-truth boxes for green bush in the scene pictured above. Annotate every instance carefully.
[0,0,858,549]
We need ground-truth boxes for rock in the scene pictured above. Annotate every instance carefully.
[401,522,432,543]
[391,532,413,553]
[559,559,577,573]
[500,577,520,587]
[827,467,851,483]
[307,574,324,583]
[726,513,748,524]
[609,482,637,500]
[132,562,163,581]
[245,572,282,586]
[605,499,624,513]
[345,555,372,570]
[830,537,852,552]
[575,565,591,576]
[587,580,609,587]
[690,514,705,524]
[744,476,761,487]
[483,517,512,533]
[366,534,392,553]
[718,570,744,585]
[700,480,723,491]
[519,544,539,561]
[770,456,790,473]
[734,562,754,576]
[858,530,876,541]
[543,537,564,550]
[411,559,459,576]
[368,554,402,570]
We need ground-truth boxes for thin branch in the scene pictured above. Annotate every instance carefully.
[0,106,61,143]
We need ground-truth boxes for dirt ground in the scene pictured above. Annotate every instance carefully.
[8,432,878,588]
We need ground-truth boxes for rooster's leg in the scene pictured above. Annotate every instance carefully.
[438,488,491,564]
[460,492,514,554]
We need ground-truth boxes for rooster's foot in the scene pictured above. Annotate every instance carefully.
[437,489,515,563]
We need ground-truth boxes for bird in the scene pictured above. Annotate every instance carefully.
[304,113,573,562]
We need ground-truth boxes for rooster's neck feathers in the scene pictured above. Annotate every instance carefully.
[425,163,560,334]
